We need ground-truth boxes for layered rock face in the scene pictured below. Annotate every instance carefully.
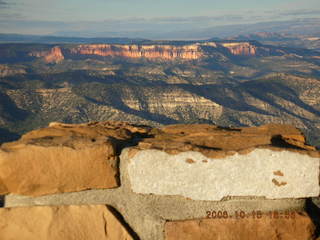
[3,74,320,150]
[70,44,203,60]
[0,122,319,239]
[69,42,271,58]
[29,46,64,63]
[221,42,258,56]
[28,41,277,62]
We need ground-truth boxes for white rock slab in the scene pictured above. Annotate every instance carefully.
[127,149,320,201]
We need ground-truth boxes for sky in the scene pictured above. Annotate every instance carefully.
[0,0,319,38]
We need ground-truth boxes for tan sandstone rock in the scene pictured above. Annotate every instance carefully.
[0,121,150,196]
[0,122,318,199]
[165,212,316,240]
[0,205,134,240]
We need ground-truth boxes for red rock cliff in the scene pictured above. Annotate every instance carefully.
[221,42,257,56]
[29,42,274,62]
[70,44,203,60]
[29,46,64,63]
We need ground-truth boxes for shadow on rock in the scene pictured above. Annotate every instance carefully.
[0,195,4,208]
[306,198,320,238]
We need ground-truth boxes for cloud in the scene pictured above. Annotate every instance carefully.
[97,14,247,27]
[0,0,14,9]
[261,8,320,21]
[150,15,245,24]
[0,0,8,7]
[283,9,320,16]
[0,13,27,20]
[1,6,319,38]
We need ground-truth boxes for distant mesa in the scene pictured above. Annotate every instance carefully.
[70,44,203,60]
[29,46,64,63]
[28,41,278,63]
[221,42,257,56]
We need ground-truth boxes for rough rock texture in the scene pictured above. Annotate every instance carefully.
[127,148,320,200]
[0,122,318,198]
[165,212,316,240]
[70,44,203,60]
[127,123,320,200]
[3,143,309,240]
[0,121,150,196]
[0,205,134,240]
[0,122,319,240]
[135,123,318,158]
[1,122,318,198]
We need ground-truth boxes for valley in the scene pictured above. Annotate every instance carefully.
[0,40,319,147]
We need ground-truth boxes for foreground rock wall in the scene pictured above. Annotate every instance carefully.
[0,122,319,239]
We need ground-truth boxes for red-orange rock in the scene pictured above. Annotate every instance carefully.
[165,212,316,240]
[70,44,203,60]
[136,123,318,158]
[29,46,64,63]
[0,122,317,197]
[0,205,134,240]
[222,42,257,56]
[0,121,150,196]
[44,46,64,63]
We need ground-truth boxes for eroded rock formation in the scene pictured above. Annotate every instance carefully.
[221,42,257,56]
[29,46,64,63]
[29,41,276,62]
[70,44,203,60]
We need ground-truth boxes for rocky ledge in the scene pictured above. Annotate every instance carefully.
[0,121,319,239]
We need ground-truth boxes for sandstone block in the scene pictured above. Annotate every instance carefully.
[165,212,316,240]
[127,149,319,200]
[0,205,134,240]
[127,124,320,200]
[0,121,150,196]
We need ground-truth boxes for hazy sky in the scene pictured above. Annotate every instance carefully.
[0,0,319,36]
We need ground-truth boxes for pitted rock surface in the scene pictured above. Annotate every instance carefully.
[165,212,316,240]
[134,123,318,158]
[0,121,151,196]
[0,205,134,240]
